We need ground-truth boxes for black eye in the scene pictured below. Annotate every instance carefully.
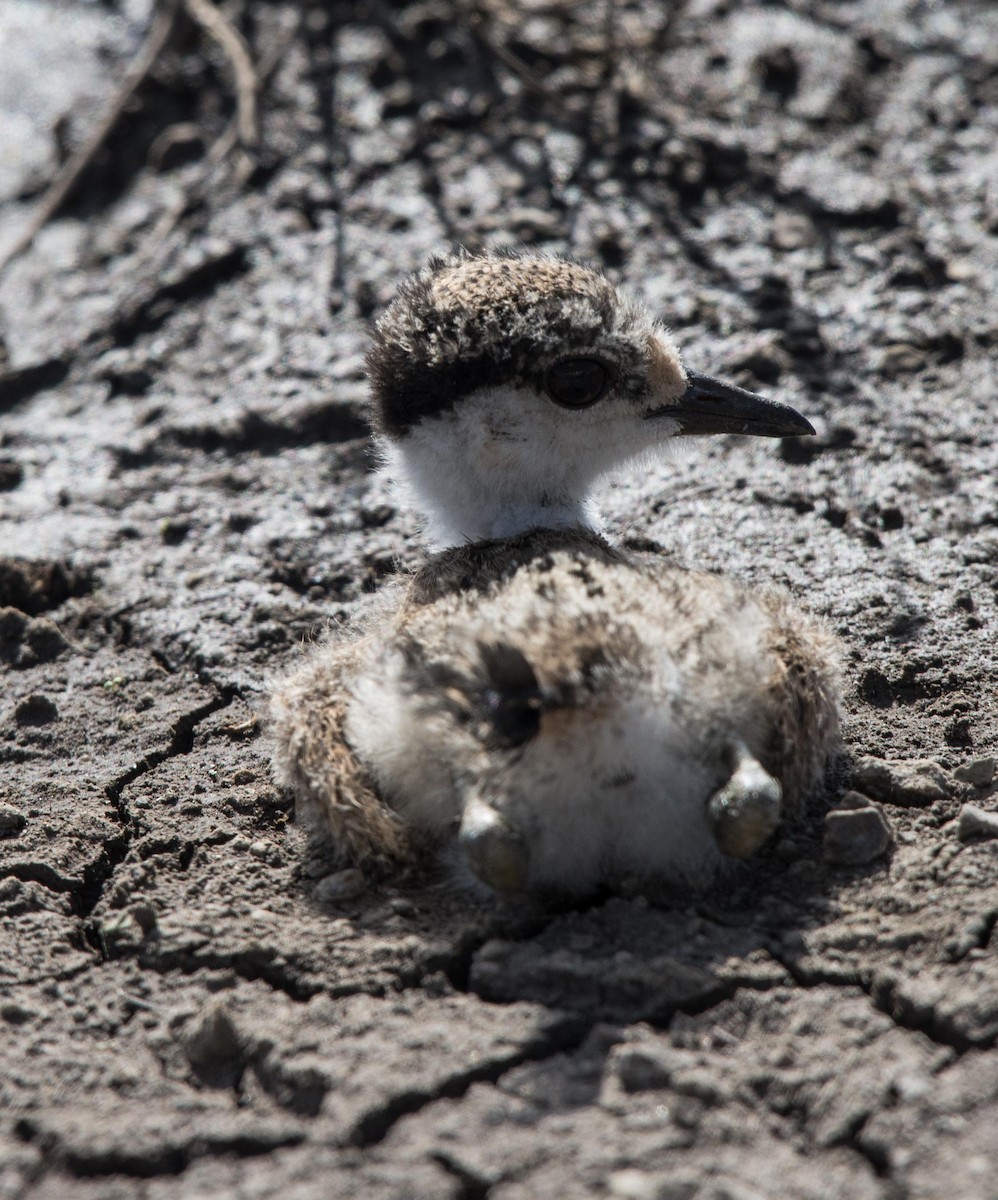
[545,358,612,409]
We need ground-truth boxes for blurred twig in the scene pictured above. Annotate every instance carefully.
[0,0,182,276]
[184,0,259,150]
[463,8,551,100]
[0,0,263,279]
[138,14,294,261]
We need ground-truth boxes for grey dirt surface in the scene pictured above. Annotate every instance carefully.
[1,1,997,1197]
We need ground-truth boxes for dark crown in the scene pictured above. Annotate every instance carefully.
[366,249,647,438]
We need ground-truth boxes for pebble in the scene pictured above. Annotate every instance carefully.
[181,1003,244,1070]
[609,1169,699,1200]
[852,756,953,806]
[249,839,281,864]
[613,1044,675,1092]
[954,757,995,788]
[823,792,894,865]
[98,910,147,953]
[0,610,69,668]
[312,867,366,904]
[0,805,26,835]
[771,211,817,251]
[957,804,998,842]
[1,1001,35,1025]
[780,151,898,223]
[0,459,24,492]
[13,694,59,727]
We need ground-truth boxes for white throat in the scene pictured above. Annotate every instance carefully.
[380,437,603,550]
[377,383,676,550]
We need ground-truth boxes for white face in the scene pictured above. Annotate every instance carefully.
[381,330,688,548]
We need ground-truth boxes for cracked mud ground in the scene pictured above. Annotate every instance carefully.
[1,1,996,1197]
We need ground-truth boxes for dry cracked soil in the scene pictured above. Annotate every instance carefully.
[1,1,997,1197]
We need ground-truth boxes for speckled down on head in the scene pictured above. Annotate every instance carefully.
[270,528,841,897]
[366,250,647,438]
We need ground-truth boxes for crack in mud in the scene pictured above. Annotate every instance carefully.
[0,357,72,412]
[127,943,325,1004]
[77,688,235,932]
[432,1152,493,1200]
[841,1113,895,1185]
[0,246,252,416]
[13,1115,306,1181]
[770,942,984,1056]
[101,245,253,351]
[347,1013,587,1149]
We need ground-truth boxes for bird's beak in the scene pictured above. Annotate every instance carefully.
[647,370,815,438]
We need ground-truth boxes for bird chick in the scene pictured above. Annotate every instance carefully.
[269,250,840,896]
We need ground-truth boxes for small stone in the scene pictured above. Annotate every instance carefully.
[0,609,70,667]
[0,459,24,491]
[878,343,927,373]
[954,758,995,788]
[957,804,998,842]
[1,1001,34,1025]
[24,618,69,664]
[160,518,191,546]
[610,1169,698,1200]
[945,258,977,282]
[181,1003,244,1071]
[771,212,816,251]
[852,756,953,806]
[129,903,158,935]
[312,867,366,904]
[249,839,279,862]
[257,787,292,813]
[613,1044,675,1092]
[823,796,893,865]
[98,910,147,954]
[836,789,873,810]
[0,805,26,836]
[13,694,59,726]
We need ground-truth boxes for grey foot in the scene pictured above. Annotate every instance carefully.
[458,795,530,893]
[707,753,783,859]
